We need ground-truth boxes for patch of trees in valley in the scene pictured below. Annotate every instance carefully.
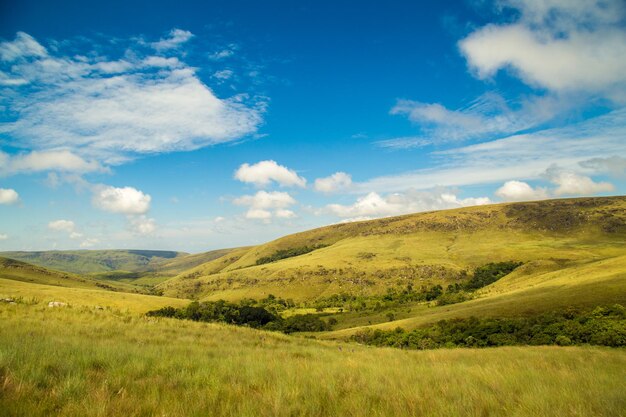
[352,304,626,349]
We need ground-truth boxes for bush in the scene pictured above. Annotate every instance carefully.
[351,305,626,350]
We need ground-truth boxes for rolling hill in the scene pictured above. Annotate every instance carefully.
[158,197,626,309]
[0,249,185,275]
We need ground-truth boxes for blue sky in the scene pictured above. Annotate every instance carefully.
[0,0,625,252]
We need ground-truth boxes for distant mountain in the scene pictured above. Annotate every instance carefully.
[0,249,186,275]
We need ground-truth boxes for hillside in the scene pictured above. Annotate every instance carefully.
[0,256,135,292]
[0,249,185,275]
[1,302,624,416]
[158,197,626,304]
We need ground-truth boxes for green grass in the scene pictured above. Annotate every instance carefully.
[158,197,626,303]
[0,278,188,314]
[1,303,625,417]
[0,250,185,274]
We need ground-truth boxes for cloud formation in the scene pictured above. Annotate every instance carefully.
[151,29,194,51]
[327,190,490,221]
[0,31,264,166]
[233,190,297,221]
[459,0,626,100]
[0,150,104,176]
[92,185,151,215]
[234,160,306,188]
[495,180,549,201]
[545,166,614,196]
[314,172,352,193]
[48,219,83,239]
[0,188,19,205]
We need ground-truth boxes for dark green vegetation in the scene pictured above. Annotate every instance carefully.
[255,244,328,265]
[352,304,626,349]
[306,261,522,311]
[147,298,331,333]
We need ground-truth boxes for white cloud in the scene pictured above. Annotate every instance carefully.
[92,185,151,215]
[48,219,83,239]
[233,190,297,221]
[0,31,264,165]
[0,31,47,61]
[0,150,104,176]
[234,160,306,188]
[545,166,614,196]
[246,209,273,220]
[151,29,194,51]
[80,238,99,248]
[128,215,156,235]
[0,188,19,205]
[495,180,549,201]
[459,0,626,100]
[327,190,491,220]
[0,234,8,240]
[213,69,234,80]
[275,209,296,219]
[387,93,566,146]
[314,172,352,193]
[48,219,76,233]
[358,109,626,193]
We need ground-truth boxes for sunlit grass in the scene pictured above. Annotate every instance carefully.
[1,303,625,416]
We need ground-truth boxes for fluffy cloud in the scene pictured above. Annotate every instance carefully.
[0,188,19,205]
[327,190,491,221]
[128,215,157,235]
[459,0,626,100]
[233,190,297,221]
[234,160,306,188]
[48,219,83,239]
[314,172,352,193]
[0,234,8,240]
[151,29,194,51]
[48,219,76,233]
[0,31,264,165]
[0,150,104,176]
[495,180,549,201]
[92,185,151,215]
[545,167,614,196]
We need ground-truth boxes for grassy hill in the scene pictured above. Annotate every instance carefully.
[158,197,626,303]
[0,249,185,275]
[1,197,625,416]
[0,256,141,292]
[1,302,624,416]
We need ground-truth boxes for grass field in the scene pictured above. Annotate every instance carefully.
[0,278,188,314]
[1,302,625,417]
[158,197,626,303]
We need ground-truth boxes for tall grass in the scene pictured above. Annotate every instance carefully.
[1,303,625,416]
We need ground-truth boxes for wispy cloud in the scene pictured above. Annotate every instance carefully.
[361,109,626,193]
[0,30,265,167]
[385,93,568,147]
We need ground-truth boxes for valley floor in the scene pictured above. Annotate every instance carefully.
[1,302,625,417]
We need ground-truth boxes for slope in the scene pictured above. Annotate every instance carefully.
[159,197,626,303]
[0,249,185,275]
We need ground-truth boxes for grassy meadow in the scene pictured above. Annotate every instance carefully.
[1,302,625,417]
[1,197,625,416]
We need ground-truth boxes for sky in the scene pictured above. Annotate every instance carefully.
[0,0,625,253]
